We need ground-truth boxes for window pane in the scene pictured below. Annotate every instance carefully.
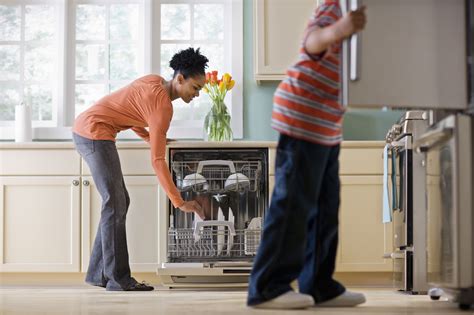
[0,45,20,80]
[24,85,52,121]
[172,98,193,121]
[76,44,106,80]
[198,44,224,74]
[110,4,139,41]
[160,44,190,79]
[75,84,106,116]
[0,85,20,121]
[193,95,212,120]
[110,44,138,80]
[161,4,190,40]
[25,43,55,81]
[0,5,20,41]
[76,5,106,40]
[194,4,224,41]
[25,5,55,41]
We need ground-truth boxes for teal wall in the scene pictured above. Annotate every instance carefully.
[241,0,403,141]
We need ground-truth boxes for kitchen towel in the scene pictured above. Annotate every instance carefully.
[382,144,392,223]
[15,102,32,142]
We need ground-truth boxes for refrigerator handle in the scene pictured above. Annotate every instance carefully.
[414,128,453,153]
[349,0,360,81]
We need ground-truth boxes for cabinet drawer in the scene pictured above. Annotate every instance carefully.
[82,149,155,176]
[339,148,384,175]
[0,150,81,175]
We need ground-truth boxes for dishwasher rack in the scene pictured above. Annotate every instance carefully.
[168,226,262,262]
[172,160,262,193]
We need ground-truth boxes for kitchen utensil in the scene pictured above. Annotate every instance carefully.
[217,207,225,255]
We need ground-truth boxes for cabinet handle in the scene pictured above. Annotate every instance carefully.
[72,180,80,186]
[83,180,90,186]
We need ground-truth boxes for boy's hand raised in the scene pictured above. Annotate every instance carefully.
[336,5,366,39]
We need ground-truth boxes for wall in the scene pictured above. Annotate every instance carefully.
[241,0,403,141]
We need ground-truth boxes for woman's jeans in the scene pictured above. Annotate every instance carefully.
[247,134,345,305]
[73,133,136,290]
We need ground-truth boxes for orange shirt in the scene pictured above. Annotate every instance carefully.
[73,74,184,208]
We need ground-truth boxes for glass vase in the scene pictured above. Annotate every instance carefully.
[203,99,233,141]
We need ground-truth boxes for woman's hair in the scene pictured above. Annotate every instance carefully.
[169,47,209,79]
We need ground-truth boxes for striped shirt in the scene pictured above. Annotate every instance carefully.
[271,1,344,146]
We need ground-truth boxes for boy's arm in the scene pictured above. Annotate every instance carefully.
[305,5,366,56]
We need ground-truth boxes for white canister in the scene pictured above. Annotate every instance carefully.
[15,102,33,142]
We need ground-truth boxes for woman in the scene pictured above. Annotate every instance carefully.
[72,48,207,291]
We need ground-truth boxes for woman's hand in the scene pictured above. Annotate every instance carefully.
[179,200,205,219]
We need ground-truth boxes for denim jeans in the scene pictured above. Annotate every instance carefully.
[247,134,345,306]
[73,133,136,290]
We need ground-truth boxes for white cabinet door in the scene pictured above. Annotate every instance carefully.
[342,0,467,109]
[336,175,393,272]
[0,177,80,272]
[254,0,317,81]
[81,176,166,272]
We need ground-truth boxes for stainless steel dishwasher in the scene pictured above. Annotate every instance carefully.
[157,147,268,288]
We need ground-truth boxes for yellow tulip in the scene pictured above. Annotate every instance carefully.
[223,73,232,84]
[228,80,235,90]
[219,81,225,94]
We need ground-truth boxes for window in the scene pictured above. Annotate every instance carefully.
[0,0,243,140]
[0,2,58,129]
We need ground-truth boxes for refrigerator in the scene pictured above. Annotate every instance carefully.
[340,0,473,309]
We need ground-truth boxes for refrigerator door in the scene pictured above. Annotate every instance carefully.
[415,114,473,289]
[341,0,468,109]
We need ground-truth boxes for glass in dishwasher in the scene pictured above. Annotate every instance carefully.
[168,148,268,263]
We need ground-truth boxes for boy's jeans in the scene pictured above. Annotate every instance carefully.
[73,133,135,290]
[247,134,345,306]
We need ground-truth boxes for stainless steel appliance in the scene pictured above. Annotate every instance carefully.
[385,111,428,294]
[157,148,268,288]
[415,114,474,310]
[340,0,467,110]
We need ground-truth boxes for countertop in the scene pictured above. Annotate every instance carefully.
[0,140,386,149]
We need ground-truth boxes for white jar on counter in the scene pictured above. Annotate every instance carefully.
[15,102,32,142]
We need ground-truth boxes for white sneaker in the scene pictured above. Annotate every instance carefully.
[315,291,366,307]
[252,291,314,309]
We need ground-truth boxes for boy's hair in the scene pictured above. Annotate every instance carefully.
[169,47,209,79]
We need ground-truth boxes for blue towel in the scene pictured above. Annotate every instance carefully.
[382,144,392,223]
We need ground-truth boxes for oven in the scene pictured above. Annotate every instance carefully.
[386,111,428,294]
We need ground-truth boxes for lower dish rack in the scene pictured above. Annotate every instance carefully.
[168,223,262,262]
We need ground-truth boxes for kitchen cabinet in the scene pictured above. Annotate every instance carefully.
[0,141,390,278]
[336,175,392,272]
[0,148,81,272]
[81,175,166,273]
[253,0,317,82]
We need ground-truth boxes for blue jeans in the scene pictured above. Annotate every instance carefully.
[247,134,345,305]
[73,133,136,290]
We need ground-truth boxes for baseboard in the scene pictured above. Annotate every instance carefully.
[0,272,394,288]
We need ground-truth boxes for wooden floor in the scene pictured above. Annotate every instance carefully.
[0,286,468,314]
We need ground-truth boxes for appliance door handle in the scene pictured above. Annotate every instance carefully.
[414,128,454,152]
[349,0,360,81]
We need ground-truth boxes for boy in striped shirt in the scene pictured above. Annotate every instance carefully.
[248,1,366,309]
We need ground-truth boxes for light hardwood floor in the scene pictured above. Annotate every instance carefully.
[0,286,468,315]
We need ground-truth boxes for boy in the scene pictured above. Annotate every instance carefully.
[247,1,366,309]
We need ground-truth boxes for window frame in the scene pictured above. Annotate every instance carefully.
[0,0,243,140]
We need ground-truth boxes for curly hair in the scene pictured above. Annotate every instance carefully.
[169,47,209,79]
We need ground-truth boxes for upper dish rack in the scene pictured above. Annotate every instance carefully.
[172,160,262,193]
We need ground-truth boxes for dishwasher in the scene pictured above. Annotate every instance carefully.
[157,147,268,288]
